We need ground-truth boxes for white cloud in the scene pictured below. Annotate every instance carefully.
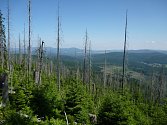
[145,41,157,44]
[151,41,156,44]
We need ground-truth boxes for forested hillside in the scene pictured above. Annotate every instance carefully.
[1,0,167,125]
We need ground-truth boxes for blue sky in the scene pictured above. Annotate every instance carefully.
[0,0,167,50]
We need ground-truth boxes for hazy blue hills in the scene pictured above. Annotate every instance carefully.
[11,47,167,65]
[92,51,167,64]
[10,47,167,56]
[10,47,167,75]
[91,51,167,75]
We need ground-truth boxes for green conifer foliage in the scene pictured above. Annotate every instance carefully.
[97,91,151,125]
[30,81,63,120]
[65,78,94,124]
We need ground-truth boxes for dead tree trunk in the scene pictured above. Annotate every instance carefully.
[0,42,4,69]
[57,2,61,91]
[7,0,12,92]
[0,33,4,69]
[0,11,7,70]
[28,0,31,83]
[83,30,88,85]
[38,41,44,85]
[34,39,44,85]
[0,12,4,69]
[122,10,128,91]
[7,0,10,72]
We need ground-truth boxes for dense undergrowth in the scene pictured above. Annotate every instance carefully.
[1,64,167,125]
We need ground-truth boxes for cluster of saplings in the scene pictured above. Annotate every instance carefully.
[1,63,167,125]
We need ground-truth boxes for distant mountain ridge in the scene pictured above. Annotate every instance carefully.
[10,47,167,56]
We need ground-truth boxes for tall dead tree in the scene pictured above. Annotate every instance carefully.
[35,40,44,85]
[7,0,10,72]
[28,0,31,83]
[57,2,61,91]
[7,0,12,92]
[38,41,44,85]
[83,30,88,85]
[0,11,5,69]
[122,10,128,91]
[37,38,41,66]
[34,38,41,84]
